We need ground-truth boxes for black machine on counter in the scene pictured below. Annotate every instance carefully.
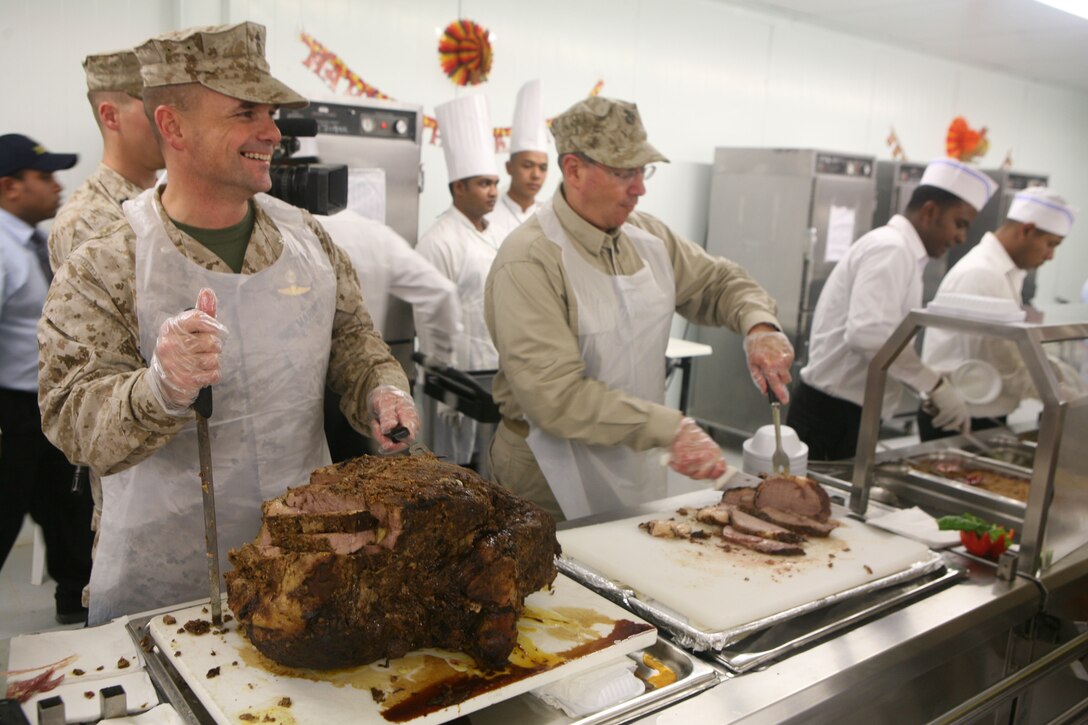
[277,97,424,373]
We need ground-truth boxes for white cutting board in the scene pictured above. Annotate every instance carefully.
[557,490,932,633]
[7,619,159,724]
[147,573,655,724]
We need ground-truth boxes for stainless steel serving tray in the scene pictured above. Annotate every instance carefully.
[557,549,949,673]
[876,450,1032,525]
[958,434,1036,468]
[468,637,721,725]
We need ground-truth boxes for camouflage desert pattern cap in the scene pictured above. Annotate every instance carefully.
[83,50,144,97]
[134,21,307,109]
[550,96,668,169]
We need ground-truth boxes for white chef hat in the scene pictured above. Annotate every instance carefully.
[509,79,548,155]
[1007,187,1076,237]
[436,94,497,182]
[919,158,998,212]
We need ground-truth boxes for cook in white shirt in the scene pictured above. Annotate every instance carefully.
[787,158,997,461]
[416,94,500,467]
[921,187,1076,438]
[487,79,549,247]
[317,210,464,460]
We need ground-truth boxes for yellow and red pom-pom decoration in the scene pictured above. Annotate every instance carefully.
[438,19,493,87]
[946,116,989,162]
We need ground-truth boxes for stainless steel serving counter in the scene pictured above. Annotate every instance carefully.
[6,527,1084,725]
[537,477,1083,725]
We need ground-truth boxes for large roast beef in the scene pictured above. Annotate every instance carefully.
[225,454,559,671]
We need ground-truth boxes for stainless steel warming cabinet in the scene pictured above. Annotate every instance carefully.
[689,148,877,437]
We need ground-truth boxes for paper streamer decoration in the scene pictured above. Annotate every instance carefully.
[946,116,989,162]
[438,19,493,87]
[298,33,600,148]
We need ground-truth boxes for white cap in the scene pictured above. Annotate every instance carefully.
[509,79,548,155]
[919,158,998,212]
[1007,187,1076,237]
[436,94,497,182]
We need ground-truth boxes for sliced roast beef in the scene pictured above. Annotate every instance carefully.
[720,487,756,508]
[744,506,840,538]
[754,475,832,522]
[694,505,732,527]
[728,507,806,543]
[226,454,559,672]
[718,526,805,555]
[640,519,694,539]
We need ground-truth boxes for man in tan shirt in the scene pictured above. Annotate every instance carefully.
[484,97,794,521]
[48,49,164,271]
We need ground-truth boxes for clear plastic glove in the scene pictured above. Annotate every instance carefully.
[743,328,794,404]
[146,288,228,415]
[669,417,726,480]
[1050,356,1088,399]
[368,385,420,453]
[928,377,970,432]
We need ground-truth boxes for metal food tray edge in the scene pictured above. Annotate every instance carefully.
[568,638,721,725]
[556,549,947,655]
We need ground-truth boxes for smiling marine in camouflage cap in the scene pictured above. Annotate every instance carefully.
[38,20,418,626]
[481,95,792,523]
[135,21,307,108]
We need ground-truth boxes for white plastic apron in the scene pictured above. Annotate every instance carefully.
[526,201,675,519]
[431,212,499,464]
[89,191,335,624]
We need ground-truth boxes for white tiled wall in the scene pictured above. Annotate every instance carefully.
[2,0,1085,301]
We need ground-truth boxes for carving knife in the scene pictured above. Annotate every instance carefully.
[194,385,222,625]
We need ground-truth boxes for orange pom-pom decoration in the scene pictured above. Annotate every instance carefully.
[438,19,493,87]
[946,116,989,162]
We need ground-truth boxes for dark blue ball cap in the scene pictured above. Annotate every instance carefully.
[0,134,77,178]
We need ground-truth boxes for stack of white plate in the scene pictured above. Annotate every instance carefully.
[742,424,808,477]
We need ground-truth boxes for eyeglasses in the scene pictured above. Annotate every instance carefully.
[578,154,656,182]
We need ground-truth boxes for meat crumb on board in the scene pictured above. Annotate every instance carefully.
[117,657,130,669]
[83,691,94,699]
[163,614,177,625]
[239,715,257,722]
[184,619,212,635]
[72,668,84,676]
[864,565,873,575]
[370,687,386,703]
[278,697,292,707]
[206,666,221,679]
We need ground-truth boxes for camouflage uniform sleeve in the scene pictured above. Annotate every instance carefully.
[304,215,410,432]
[37,237,189,475]
[47,208,97,274]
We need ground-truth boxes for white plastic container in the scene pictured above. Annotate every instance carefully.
[742,424,808,477]
[949,358,1002,405]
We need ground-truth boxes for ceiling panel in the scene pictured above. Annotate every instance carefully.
[716,0,1088,92]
